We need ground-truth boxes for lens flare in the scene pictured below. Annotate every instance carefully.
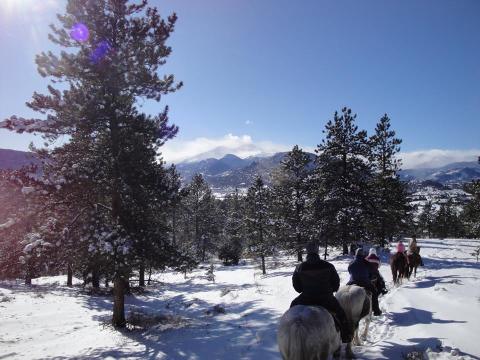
[70,23,89,42]
[90,40,112,64]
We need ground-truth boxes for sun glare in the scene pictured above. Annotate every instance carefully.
[0,0,59,15]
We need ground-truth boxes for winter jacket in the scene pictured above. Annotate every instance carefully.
[409,238,419,254]
[292,253,340,298]
[347,255,374,285]
[365,253,381,271]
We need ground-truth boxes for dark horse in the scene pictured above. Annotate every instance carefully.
[390,252,408,285]
[407,247,422,279]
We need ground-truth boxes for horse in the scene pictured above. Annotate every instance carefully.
[407,247,422,279]
[277,285,372,360]
[277,305,341,360]
[390,252,408,285]
[336,285,372,358]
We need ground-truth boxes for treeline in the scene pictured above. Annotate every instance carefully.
[416,180,480,239]
[138,109,417,272]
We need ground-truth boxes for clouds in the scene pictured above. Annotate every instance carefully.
[161,133,479,168]
[160,133,295,163]
[399,149,480,169]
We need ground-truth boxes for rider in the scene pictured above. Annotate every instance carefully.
[408,235,424,266]
[365,248,388,295]
[291,242,353,343]
[347,248,382,316]
[397,241,409,264]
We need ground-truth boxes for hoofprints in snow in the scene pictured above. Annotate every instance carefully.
[1,238,479,359]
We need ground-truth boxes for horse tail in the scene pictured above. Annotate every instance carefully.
[278,306,338,360]
[282,317,308,360]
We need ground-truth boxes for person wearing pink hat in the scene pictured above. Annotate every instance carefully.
[396,241,409,264]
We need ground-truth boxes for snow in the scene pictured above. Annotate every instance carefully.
[1,238,479,359]
[0,218,16,230]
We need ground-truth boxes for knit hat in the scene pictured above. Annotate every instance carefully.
[369,247,377,256]
[306,242,319,254]
[355,248,364,257]
[397,241,405,253]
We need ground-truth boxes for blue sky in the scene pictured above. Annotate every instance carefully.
[0,0,479,167]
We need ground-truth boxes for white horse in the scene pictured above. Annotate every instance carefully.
[335,285,372,358]
[277,305,341,360]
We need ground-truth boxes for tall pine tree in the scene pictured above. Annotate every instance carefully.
[368,114,410,246]
[0,0,182,327]
[313,108,373,254]
[272,146,313,261]
[245,176,275,274]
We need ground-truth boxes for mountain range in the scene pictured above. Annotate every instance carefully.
[175,152,480,192]
[1,148,479,193]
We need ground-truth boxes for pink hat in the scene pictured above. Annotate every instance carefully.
[397,241,405,253]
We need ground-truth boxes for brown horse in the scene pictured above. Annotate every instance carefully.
[407,247,422,279]
[390,252,408,285]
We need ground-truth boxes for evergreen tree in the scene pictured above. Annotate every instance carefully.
[433,199,462,239]
[218,189,245,265]
[461,180,480,238]
[0,0,182,327]
[313,108,373,254]
[182,174,219,262]
[418,201,435,238]
[272,146,313,261]
[245,176,275,274]
[368,114,410,246]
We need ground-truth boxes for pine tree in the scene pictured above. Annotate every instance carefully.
[272,146,313,261]
[218,189,245,265]
[182,174,219,262]
[368,114,410,246]
[418,201,435,238]
[433,199,462,239]
[313,108,373,254]
[462,180,480,238]
[0,0,182,327]
[245,176,275,274]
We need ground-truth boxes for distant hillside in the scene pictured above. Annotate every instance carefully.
[0,149,40,170]
[176,152,317,191]
[177,153,480,195]
[399,161,480,186]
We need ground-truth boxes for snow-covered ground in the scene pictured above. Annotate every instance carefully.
[1,238,479,359]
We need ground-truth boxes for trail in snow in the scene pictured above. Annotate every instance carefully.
[1,238,479,359]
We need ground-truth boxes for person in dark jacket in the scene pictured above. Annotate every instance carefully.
[365,248,387,295]
[347,248,382,316]
[290,242,352,343]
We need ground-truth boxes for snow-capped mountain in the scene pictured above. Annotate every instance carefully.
[399,161,480,186]
[175,153,479,191]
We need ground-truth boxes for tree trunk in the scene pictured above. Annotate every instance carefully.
[105,278,109,288]
[112,276,126,328]
[324,240,328,261]
[261,255,266,275]
[147,266,152,285]
[91,271,100,289]
[172,207,177,247]
[139,263,145,287]
[297,250,303,262]
[67,263,73,287]
[25,261,32,285]
[342,242,348,255]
